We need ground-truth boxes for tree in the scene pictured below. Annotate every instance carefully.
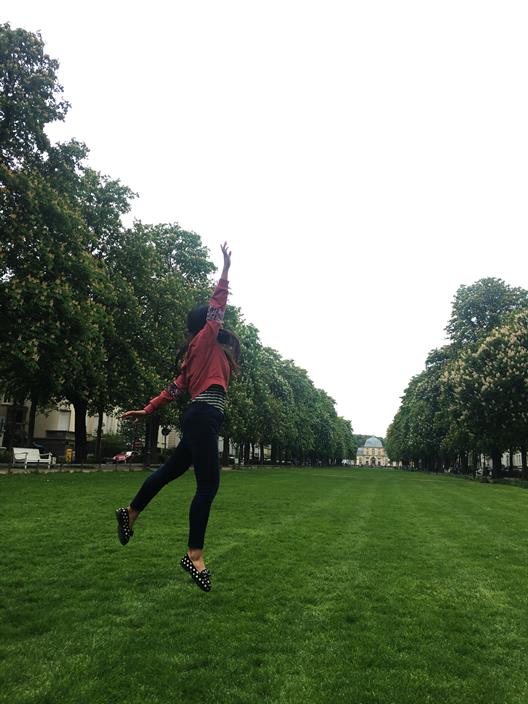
[0,24,116,457]
[60,167,136,461]
[334,417,356,463]
[1,23,356,464]
[0,147,110,447]
[446,278,528,349]
[389,277,528,477]
[105,223,216,464]
[0,23,68,167]
[1,25,217,460]
[445,310,528,478]
[0,23,74,426]
[219,316,355,467]
[385,347,452,471]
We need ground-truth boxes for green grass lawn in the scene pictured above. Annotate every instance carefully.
[2,467,528,704]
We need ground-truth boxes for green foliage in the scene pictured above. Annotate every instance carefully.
[446,277,528,349]
[0,23,69,167]
[445,310,528,464]
[388,278,528,475]
[222,330,355,464]
[86,433,128,458]
[0,22,355,465]
[352,434,370,448]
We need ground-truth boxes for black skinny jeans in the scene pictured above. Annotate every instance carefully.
[130,403,223,549]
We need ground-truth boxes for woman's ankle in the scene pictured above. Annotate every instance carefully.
[188,548,205,570]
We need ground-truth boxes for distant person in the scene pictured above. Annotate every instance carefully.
[116,243,239,592]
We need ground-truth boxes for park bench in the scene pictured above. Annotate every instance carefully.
[12,447,52,470]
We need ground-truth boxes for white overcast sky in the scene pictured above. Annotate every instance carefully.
[4,1,528,437]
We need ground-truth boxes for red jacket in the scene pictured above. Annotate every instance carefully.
[144,278,230,414]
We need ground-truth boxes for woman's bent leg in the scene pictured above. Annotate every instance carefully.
[130,439,192,513]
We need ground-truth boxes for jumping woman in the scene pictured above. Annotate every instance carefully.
[115,243,239,592]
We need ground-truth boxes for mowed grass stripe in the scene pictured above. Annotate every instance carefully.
[1,469,528,704]
[349,474,528,704]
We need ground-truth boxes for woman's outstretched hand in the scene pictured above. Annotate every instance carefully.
[221,242,231,278]
[121,409,147,423]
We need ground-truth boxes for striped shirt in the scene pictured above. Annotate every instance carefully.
[191,384,225,413]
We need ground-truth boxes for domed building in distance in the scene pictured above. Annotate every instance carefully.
[356,436,390,467]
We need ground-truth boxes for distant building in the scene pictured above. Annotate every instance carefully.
[0,395,181,458]
[356,436,390,467]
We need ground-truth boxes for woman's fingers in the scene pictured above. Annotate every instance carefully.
[121,410,144,421]
[221,242,231,261]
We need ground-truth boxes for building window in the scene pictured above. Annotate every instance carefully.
[57,411,71,432]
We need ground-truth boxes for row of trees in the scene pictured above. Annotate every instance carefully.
[386,278,528,478]
[0,23,356,465]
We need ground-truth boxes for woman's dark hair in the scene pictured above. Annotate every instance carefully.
[186,305,208,335]
[217,328,241,374]
[175,305,241,374]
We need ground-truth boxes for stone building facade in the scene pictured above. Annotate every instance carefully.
[356,436,390,467]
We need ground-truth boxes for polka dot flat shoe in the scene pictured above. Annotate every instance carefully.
[180,554,212,592]
[115,507,134,545]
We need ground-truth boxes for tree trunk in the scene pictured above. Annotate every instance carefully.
[491,448,502,479]
[470,450,478,478]
[151,416,160,463]
[244,441,250,465]
[143,415,152,467]
[222,436,230,466]
[4,400,27,449]
[521,444,527,481]
[460,452,468,474]
[144,417,152,467]
[72,397,88,464]
[509,447,514,472]
[271,441,278,464]
[259,443,265,465]
[28,393,38,444]
[144,415,159,468]
[95,406,104,464]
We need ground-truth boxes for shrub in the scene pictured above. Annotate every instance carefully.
[87,434,128,458]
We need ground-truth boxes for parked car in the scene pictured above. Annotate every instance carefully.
[112,450,139,464]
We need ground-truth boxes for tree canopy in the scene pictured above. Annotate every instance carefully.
[0,22,354,465]
[387,279,528,478]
